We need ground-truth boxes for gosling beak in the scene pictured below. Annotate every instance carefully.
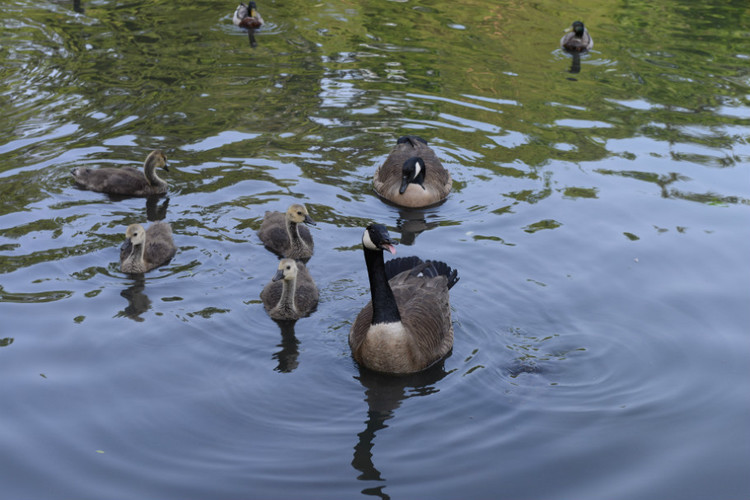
[272,269,285,282]
[304,215,316,226]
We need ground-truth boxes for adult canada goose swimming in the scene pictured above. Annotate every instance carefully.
[349,224,459,374]
[120,222,177,274]
[560,21,593,52]
[260,258,319,321]
[233,1,264,29]
[257,204,315,260]
[373,135,452,208]
[71,150,169,197]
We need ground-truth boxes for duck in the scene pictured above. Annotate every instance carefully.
[71,150,169,196]
[349,223,459,374]
[233,1,264,29]
[119,222,177,274]
[560,21,593,52]
[373,135,452,208]
[260,258,319,320]
[257,204,315,260]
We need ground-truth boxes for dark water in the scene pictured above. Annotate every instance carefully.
[1,0,749,498]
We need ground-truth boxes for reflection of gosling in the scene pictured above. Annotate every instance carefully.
[233,1,264,29]
[120,222,177,274]
[561,21,593,52]
[261,259,319,321]
[71,150,169,196]
[373,136,452,208]
[257,204,315,260]
[349,224,459,375]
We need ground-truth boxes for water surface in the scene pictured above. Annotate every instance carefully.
[1,0,749,499]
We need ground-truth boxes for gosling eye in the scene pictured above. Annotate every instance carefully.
[286,265,292,270]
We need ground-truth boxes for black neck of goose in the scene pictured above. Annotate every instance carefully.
[364,247,401,324]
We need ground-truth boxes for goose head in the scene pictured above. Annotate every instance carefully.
[571,21,585,38]
[272,258,298,282]
[145,150,169,173]
[124,223,147,247]
[286,204,316,226]
[363,223,397,254]
[399,157,427,194]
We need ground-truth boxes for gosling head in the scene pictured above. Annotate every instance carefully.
[272,258,298,282]
[571,21,585,37]
[145,150,169,172]
[363,223,397,254]
[286,204,316,226]
[125,223,147,247]
[399,157,426,194]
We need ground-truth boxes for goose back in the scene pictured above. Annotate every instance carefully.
[120,221,177,274]
[71,150,169,196]
[373,136,452,208]
[260,259,319,320]
[257,205,315,260]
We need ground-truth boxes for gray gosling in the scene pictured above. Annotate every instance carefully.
[71,150,169,196]
[260,258,319,321]
[120,222,177,274]
[257,204,315,260]
[373,136,452,208]
[349,224,459,374]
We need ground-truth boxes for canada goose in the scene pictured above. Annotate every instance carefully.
[120,222,177,274]
[560,21,593,52]
[233,1,264,29]
[257,204,315,260]
[349,224,459,374]
[260,258,319,321]
[71,150,169,196]
[373,136,452,208]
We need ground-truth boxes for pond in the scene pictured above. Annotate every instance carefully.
[1,0,749,498]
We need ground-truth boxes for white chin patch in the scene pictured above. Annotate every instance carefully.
[413,161,422,180]
[362,228,378,250]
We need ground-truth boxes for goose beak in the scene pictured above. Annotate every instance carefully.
[162,162,169,172]
[304,215,316,226]
[272,269,285,282]
[383,244,396,255]
[399,177,409,194]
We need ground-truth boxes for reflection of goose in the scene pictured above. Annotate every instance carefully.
[71,150,169,196]
[145,195,170,222]
[119,222,177,274]
[258,204,315,260]
[272,319,300,373]
[349,224,459,374]
[560,21,593,52]
[395,207,440,246]
[352,363,448,497]
[260,258,319,320]
[117,275,151,322]
[373,136,452,208]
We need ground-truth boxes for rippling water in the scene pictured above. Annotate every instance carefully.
[1,0,749,498]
